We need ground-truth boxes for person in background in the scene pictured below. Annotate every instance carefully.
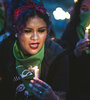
[60,0,90,100]
[0,0,5,35]
[0,0,69,100]
[0,0,10,43]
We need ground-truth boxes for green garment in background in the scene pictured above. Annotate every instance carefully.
[13,40,44,95]
[0,8,5,33]
[77,10,90,54]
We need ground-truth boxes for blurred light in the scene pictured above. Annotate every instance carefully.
[74,0,78,3]
[53,7,70,20]
[65,12,70,19]
[51,37,56,40]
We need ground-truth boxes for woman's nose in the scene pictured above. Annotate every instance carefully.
[31,32,39,40]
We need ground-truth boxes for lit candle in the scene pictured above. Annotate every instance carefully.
[33,66,39,79]
[74,0,78,3]
[85,24,90,39]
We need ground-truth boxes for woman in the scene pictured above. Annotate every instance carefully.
[0,0,69,100]
[61,0,90,100]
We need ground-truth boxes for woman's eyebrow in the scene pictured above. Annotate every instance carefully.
[24,27,32,29]
[38,27,47,29]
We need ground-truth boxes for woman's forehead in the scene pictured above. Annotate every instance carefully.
[26,16,47,26]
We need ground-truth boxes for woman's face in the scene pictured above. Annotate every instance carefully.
[80,0,90,13]
[17,16,47,55]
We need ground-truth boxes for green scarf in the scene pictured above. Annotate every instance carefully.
[77,10,90,54]
[13,40,44,95]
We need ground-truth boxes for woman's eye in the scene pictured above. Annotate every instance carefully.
[38,29,46,33]
[24,30,32,33]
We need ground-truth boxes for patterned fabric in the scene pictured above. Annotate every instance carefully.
[13,40,44,95]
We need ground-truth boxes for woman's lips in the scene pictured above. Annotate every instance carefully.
[29,43,39,49]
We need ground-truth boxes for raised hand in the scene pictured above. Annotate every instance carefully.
[74,39,90,56]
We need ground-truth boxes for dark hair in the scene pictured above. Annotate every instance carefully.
[62,0,84,34]
[13,8,51,34]
[7,0,51,34]
[70,0,83,26]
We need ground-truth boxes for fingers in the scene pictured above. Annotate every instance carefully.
[76,39,90,51]
[74,39,90,56]
[81,47,89,51]
[76,39,90,47]
[30,79,46,92]
[29,78,52,99]
[77,42,89,50]
[29,83,43,98]
[33,78,51,89]
[74,46,89,56]
[30,78,51,92]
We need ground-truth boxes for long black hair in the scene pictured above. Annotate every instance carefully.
[61,0,84,50]
[70,0,83,27]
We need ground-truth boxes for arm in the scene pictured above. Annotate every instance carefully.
[29,78,59,100]
[74,38,90,57]
[29,78,67,100]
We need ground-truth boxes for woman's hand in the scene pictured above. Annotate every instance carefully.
[74,39,90,57]
[29,78,59,100]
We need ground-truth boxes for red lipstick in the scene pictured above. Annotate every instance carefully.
[29,42,39,49]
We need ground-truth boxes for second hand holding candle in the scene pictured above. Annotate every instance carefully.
[84,24,90,39]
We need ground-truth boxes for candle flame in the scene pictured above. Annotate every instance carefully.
[85,24,90,39]
[33,66,38,70]
[33,66,39,79]
[74,0,78,3]
[86,24,90,30]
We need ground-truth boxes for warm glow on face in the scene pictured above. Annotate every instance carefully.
[17,16,47,55]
